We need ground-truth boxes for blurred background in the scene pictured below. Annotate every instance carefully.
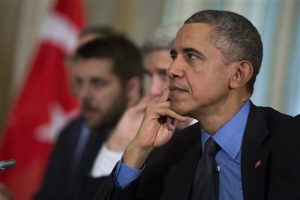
[0,0,299,138]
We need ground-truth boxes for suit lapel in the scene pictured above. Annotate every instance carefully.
[84,128,111,175]
[241,103,271,200]
[160,123,202,200]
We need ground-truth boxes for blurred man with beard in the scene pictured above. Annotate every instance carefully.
[35,34,143,200]
[66,26,117,97]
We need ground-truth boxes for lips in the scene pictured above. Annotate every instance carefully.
[169,85,188,93]
[82,108,94,115]
[81,105,97,117]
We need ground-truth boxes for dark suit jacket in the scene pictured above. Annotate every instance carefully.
[94,103,300,200]
[35,116,112,200]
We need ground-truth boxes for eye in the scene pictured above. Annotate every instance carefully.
[170,49,177,60]
[187,53,198,60]
[74,77,83,87]
[91,78,108,88]
[143,69,152,77]
[183,48,205,62]
[157,70,167,79]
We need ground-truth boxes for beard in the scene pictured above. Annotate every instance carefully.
[81,92,127,131]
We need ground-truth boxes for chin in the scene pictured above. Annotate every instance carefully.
[170,102,186,115]
[85,117,102,129]
[170,101,195,119]
[85,121,96,129]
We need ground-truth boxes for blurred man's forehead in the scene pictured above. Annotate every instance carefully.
[74,58,115,76]
[144,50,172,72]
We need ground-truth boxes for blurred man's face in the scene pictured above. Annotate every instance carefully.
[67,33,102,97]
[144,50,172,102]
[73,58,126,129]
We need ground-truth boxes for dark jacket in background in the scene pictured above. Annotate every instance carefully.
[35,116,112,200]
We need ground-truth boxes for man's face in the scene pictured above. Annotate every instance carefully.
[168,23,235,117]
[73,58,126,129]
[67,33,102,97]
[144,50,172,102]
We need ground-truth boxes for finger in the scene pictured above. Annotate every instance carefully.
[150,101,186,121]
[159,89,170,103]
[166,117,177,131]
[151,100,171,109]
[138,96,152,104]
[134,97,155,112]
[151,107,187,122]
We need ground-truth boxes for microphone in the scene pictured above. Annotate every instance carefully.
[0,159,16,172]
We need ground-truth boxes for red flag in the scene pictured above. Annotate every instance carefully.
[0,0,85,199]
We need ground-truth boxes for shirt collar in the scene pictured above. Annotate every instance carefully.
[201,100,250,160]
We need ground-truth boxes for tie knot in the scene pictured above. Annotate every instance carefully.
[203,137,220,156]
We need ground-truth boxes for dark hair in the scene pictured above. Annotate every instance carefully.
[74,35,143,86]
[79,26,116,39]
[185,10,263,93]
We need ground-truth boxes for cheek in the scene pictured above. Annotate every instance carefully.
[95,87,122,109]
[159,78,169,91]
[185,70,206,95]
[186,69,225,100]
[212,68,231,89]
[194,65,229,87]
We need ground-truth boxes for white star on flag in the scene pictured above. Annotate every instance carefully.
[35,103,78,143]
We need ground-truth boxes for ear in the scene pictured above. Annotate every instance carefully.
[125,77,142,107]
[229,61,253,89]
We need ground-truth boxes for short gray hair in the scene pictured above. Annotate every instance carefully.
[142,23,182,54]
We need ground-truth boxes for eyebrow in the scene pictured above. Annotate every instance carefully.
[90,77,108,84]
[143,68,167,75]
[183,48,206,60]
[156,68,167,76]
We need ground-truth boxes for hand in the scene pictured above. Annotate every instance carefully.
[123,90,186,169]
[0,183,12,200]
[106,97,155,152]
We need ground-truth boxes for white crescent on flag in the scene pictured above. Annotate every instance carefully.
[39,12,79,54]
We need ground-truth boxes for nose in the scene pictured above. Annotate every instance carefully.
[78,84,93,101]
[149,75,166,99]
[167,56,184,80]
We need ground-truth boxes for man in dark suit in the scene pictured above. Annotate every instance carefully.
[35,34,143,200]
[94,10,300,200]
